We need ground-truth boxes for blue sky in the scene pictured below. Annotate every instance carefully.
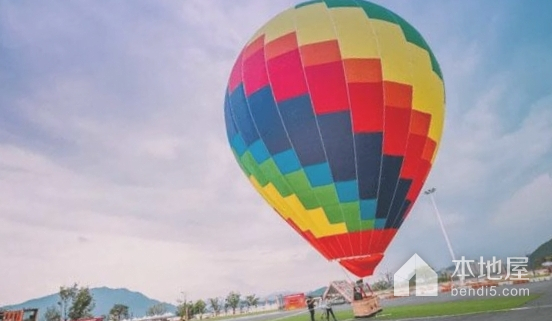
[1,0,551,306]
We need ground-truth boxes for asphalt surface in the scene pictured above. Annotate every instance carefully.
[378,279,552,321]
[237,280,552,321]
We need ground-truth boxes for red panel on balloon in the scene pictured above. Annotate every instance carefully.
[265,32,299,60]
[309,229,398,277]
[243,48,269,96]
[243,36,265,60]
[348,82,384,133]
[404,137,436,202]
[422,139,437,163]
[343,58,382,83]
[315,229,397,260]
[400,134,426,179]
[300,40,342,67]
[228,51,244,93]
[384,81,413,109]
[400,111,431,179]
[406,158,431,201]
[383,106,411,155]
[305,61,349,114]
[339,253,384,278]
[409,110,431,136]
[367,229,397,254]
[267,49,309,102]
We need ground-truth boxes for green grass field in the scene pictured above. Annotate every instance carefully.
[271,294,539,321]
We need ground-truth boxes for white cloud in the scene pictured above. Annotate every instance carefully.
[1,0,551,309]
[492,173,552,237]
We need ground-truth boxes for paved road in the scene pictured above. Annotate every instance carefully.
[380,279,552,321]
[380,279,550,307]
[245,280,552,321]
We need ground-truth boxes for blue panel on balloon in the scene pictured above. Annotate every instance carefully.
[375,219,387,229]
[278,95,326,166]
[304,162,333,187]
[224,92,239,140]
[230,134,248,157]
[317,111,356,182]
[386,178,412,228]
[335,180,359,202]
[249,140,271,164]
[230,84,259,146]
[273,149,302,174]
[376,155,403,219]
[360,199,377,220]
[247,86,291,155]
[354,133,382,199]
[395,199,412,228]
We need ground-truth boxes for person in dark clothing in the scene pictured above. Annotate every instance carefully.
[353,286,363,301]
[306,296,316,321]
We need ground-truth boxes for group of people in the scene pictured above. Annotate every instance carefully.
[305,280,368,321]
[305,296,337,321]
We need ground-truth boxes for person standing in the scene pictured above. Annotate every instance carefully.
[306,296,315,321]
[321,297,337,321]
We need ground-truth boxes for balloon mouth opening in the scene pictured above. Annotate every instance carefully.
[337,253,384,278]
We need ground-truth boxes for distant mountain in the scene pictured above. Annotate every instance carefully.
[529,237,552,268]
[306,287,327,298]
[1,287,176,320]
[260,290,301,303]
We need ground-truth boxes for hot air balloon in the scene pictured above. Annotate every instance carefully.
[224,0,444,285]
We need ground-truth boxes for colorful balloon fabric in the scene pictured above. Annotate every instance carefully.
[224,0,445,277]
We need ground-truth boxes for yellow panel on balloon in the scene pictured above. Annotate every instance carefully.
[295,3,337,46]
[258,8,297,43]
[407,42,445,146]
[249,176,347,238]
[282,194,348,238]
[369,19,411,85]
[326,7,380,59]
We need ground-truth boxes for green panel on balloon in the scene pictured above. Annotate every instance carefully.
[232,150,250,177]
[358,1,396,24]
[240,152,269,186]
[324,0,358,8]
[297,191,320,210]
[341,202,375,231]
[285,170,312,193]
[272,175,294,197]
[258,159,293,197]
[295,0,323,8]
[322,203,346,224]
[313,184,340,207]
[391,15,443,79]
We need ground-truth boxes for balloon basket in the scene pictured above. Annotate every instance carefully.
[352,296,382,318]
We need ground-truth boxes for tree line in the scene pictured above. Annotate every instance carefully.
[172,291,260,320]
[44,283,95,321]
[43,283,260,321]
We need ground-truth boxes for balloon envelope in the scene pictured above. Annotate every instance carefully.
[224,0,445,277]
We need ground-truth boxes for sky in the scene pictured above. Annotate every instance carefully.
[1,0,552,308]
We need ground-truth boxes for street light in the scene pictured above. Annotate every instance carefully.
[425,188,465,285]
[424,188,456,262]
